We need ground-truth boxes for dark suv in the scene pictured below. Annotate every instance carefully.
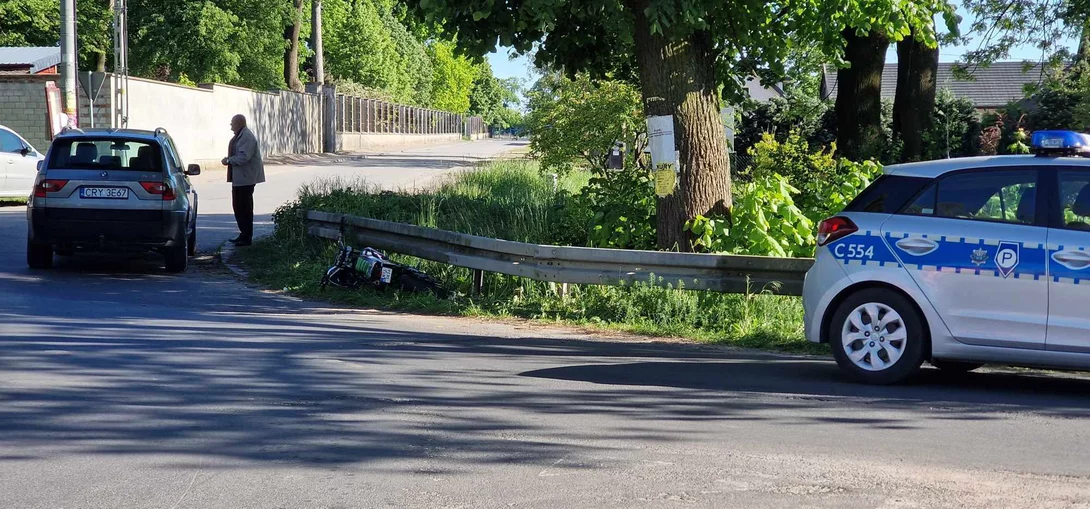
[26,127,200,272]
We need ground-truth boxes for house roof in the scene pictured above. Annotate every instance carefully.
[821,61,1049,108]
[0,47,61,73]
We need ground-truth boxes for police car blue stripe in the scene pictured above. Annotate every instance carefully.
[828,232,1059,281]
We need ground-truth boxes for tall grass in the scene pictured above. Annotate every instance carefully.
[243,159,816,353]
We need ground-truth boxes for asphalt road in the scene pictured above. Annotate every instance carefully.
[1,140,1090,508]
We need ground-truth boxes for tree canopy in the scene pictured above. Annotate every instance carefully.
[0,0,503,112]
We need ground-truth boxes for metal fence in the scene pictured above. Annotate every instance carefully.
[307,210,813,296]
[333,95,487,137]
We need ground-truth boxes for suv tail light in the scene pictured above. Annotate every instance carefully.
[817,216,858,246]
[140,181,176,200]
[33,179,69,198]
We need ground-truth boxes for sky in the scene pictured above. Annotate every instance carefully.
[484,2,1079,100]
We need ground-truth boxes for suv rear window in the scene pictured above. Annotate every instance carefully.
[844,175,933,214]
[47,138,162,172]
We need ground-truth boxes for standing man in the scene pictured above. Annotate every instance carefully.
[221,114,265,247]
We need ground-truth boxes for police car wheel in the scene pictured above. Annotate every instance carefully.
[829,289,926,385]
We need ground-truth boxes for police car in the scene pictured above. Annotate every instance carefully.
[803,130,1090,384]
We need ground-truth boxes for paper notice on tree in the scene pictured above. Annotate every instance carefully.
[647,115,676,169]
[654,164,676,197]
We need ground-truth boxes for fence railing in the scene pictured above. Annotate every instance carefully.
[307,211,814,296]
[333,94,487,137]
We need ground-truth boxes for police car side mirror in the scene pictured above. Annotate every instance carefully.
[36,160,43,172]
[20,146,30,157]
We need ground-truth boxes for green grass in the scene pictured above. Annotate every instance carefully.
[239,159,823,354]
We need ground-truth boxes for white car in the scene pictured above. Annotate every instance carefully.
[0,124,44,199]
[803,130,1090,384]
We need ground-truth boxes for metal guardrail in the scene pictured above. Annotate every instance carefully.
[307,210,814,296]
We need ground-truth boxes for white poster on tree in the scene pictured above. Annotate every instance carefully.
[646,115,677,169]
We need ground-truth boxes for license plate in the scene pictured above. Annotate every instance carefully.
[380,267,393,283]
[80,187,129,199]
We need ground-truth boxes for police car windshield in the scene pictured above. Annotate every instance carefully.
[47,138,163,172]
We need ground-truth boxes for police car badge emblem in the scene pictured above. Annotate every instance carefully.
[995,241,1020,278]
[970,247,988,266]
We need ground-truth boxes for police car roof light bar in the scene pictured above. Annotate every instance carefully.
[1032,130,1090,157]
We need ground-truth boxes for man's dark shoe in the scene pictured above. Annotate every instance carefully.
[233,240,252,247]
[229,236,242,243]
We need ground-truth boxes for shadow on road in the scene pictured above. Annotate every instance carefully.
[1,235,1089,468]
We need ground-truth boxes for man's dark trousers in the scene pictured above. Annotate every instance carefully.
[232,185,256,242]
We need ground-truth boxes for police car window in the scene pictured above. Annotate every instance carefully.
[1057,171,1090,231]
[903,170,1037,225]
[904,184,937,215]
[845,175,933,213]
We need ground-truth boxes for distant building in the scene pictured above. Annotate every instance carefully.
[820,61,1049,111]
[744,76,785,102]
[0,47,61,75]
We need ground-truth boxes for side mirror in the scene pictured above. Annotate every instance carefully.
[20,146,30,157]
[185,163,202,176]
[36,160,43,172]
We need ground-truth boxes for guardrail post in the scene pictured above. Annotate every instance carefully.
[471,269,484,296]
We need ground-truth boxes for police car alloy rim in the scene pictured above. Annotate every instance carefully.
[840,303,907,371]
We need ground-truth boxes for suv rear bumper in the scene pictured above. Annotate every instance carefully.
[28,208,187,249]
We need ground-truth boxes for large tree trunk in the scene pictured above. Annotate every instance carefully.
[893,28,938,162]
[630,1,731,251]
[284,0,305,92]
[1077,18,1090,71]
[836,30,890,161]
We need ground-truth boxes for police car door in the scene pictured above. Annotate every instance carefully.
[881,168,1048,349]
[1044,168,1090,353]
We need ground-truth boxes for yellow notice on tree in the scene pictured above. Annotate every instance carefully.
[654,164,676,197]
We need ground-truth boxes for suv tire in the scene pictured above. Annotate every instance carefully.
[829,288,927,384]
[187,228,197,257]
[27,240,53,269]
[165,236,188,273]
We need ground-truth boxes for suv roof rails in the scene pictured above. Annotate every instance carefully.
[154,127,169,137]
[60,125,84,135]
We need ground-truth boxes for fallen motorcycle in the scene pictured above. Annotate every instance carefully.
[320,235,447,297]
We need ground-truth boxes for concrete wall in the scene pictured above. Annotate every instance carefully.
[0,75,51,151]
[1,74,484,166]
[337,133,461,152]
[123,77,321,167]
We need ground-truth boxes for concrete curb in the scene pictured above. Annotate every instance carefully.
[217,242,250,279]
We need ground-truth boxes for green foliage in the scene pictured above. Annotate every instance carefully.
[323,0,397,89]
[526,73,644,174]
[923,88,982,159]
[1007,128,1032,154]
[0,0,116,72]
[735,83,835,157]
[686,176,814,258]
[960,0,1082,68]
[469,60,522,127]
[251,158,813,352]
[583,169,657,250]
[126,0,287,88]
[428,40,476,114]
[688,134,881,257]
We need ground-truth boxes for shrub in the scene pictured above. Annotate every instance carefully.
[582,168,657,250]
[526,73,645,175]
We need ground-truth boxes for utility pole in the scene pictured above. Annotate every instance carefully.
[113,0,130,128]
[311,0,324,86]
[60,0,77,127]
